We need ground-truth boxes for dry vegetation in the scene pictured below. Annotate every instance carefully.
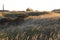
[0,12,60,40]
[0,12,3,16]
[28,12,60,19]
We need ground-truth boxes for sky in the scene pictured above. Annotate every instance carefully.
[0,0,60,11]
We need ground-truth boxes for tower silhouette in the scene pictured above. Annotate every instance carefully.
[2,3,4,15]
[3,4,4,11]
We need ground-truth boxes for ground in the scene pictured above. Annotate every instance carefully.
[0,12,60,40]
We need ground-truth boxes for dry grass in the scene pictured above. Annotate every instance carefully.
[28,12,60,19]
[0,12,3,16]
[0,12,60,40]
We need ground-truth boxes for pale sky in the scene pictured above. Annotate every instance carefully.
[0,0,60,11]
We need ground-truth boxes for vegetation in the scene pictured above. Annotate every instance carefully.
[27,11,49,16]
[0,10,60,40]
[52,9,60,13]
[26,8,33,11]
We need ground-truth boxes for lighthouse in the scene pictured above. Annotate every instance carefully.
[3,4,4,11]
[2,3,4,15]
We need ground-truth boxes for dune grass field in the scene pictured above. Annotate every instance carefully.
[0,12,60,40]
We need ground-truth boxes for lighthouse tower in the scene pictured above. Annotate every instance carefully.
[2,4,4,15]
[3,4,4,12]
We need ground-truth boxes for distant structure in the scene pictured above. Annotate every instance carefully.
[2,4,4,15]
[0,4,9,12]
[3,4,4,11]
[0,4,4,12]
